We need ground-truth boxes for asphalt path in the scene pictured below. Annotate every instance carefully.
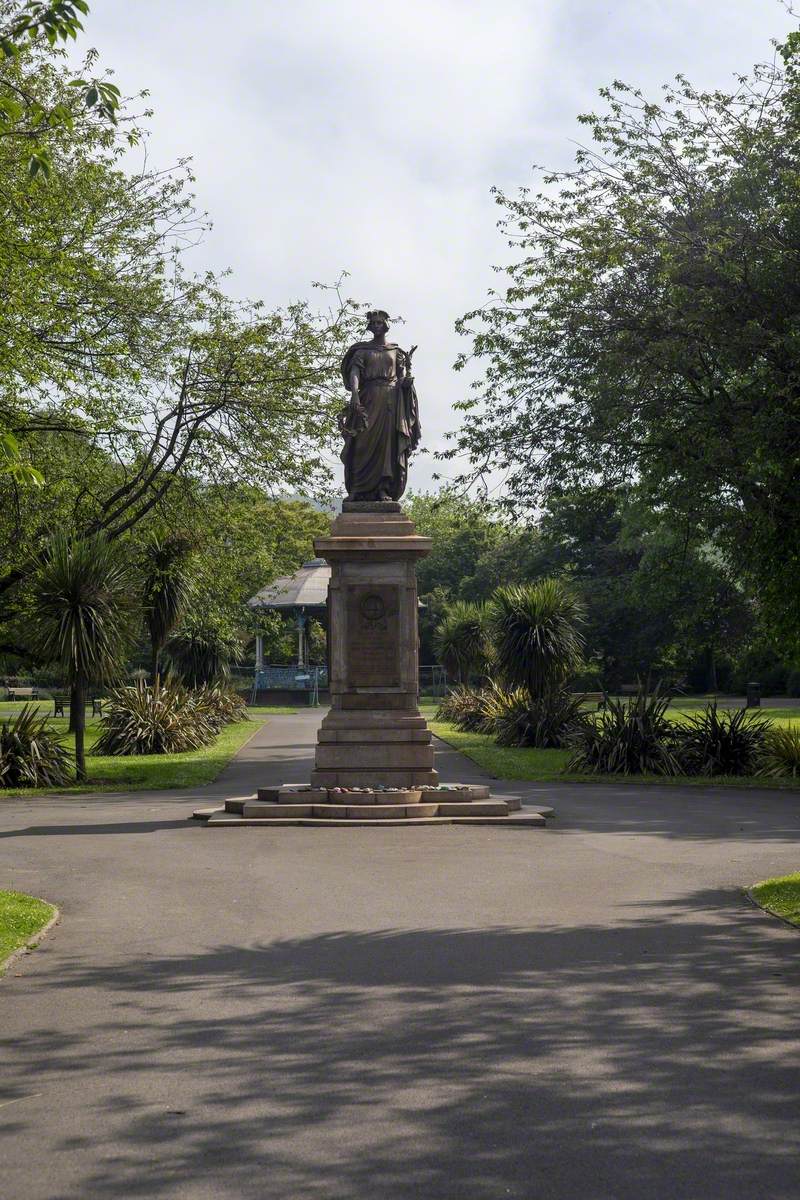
[1,710,799,1200]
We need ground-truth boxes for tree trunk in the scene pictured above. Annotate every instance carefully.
[151,645,160,685]
[705,646,718,694]
[68,682,79,733]
[74,676,87,782]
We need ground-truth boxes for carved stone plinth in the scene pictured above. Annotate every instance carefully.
[309,503,439,789]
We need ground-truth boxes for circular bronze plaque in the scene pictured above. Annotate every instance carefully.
[359,593,386,622]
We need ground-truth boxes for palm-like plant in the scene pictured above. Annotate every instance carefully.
[166,618,241,688]
[434,601,489,684]
[31,533,130,781]
[141,533,194,682]
[0,704,72,788]
[487,579,585,699]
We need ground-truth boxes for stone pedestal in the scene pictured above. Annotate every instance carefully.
[310,501,439,788]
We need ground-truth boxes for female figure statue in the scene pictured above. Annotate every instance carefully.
[339,310,421,501]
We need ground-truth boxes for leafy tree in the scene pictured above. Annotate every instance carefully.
[0,1,122,178]
[0,27,356,656]
[433,600,489,683]
[0,430,42,485]
[450,28,800,652]
[407,491,511,601]
[31,532,130,779]
[487,579,586,699]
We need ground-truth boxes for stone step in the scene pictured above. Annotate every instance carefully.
[203,812,547,828]
[452,813,546,827]
[244,802,315,818]
[435,801,509,817]
[315,803,440,820]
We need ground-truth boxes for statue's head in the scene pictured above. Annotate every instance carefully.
[366,309,390,336]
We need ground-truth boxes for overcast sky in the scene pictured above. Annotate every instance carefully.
[84,1,794,494]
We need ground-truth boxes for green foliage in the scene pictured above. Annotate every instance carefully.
[435,679,587,749]
[0,702,71,785]
[404,486,772,694]
[1,2,89,59]
[166,618,242,689]
[487,579,585,698]
[567,690,682,776]
[93,679,216,756]
[191,684,248,731]
[758,725,800,779]
[0,25,358,669]
[0,431,43,485]
[674,704,773,777]
[435,684,490,733]
[450,31,800,653]
[31,532,130,685]
[141,533,194,679]
[30,531,130,778]
[0,2,122,179]
[433,600,489,683]
[0,16,352,676]
[408,491,515,600]
[492,688,590,750]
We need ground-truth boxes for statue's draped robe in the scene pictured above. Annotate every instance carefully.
[340,341,421,501]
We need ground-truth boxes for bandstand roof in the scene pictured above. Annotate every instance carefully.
[247,558,330,613]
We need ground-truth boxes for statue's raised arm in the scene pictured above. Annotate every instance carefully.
[338,310,421,502]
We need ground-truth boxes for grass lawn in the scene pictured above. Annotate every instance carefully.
[0,713,267,798]
[423,701,800,790]
[0,890,56,971]
[749,873,800,927]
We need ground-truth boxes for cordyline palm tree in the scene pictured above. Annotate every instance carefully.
[487,578,585,699]
[141,533,194,682]
[32,533,131,781]
[166,618,241,689]
[433,600,489,684]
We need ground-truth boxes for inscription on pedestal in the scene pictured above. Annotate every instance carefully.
[345,584,400,688]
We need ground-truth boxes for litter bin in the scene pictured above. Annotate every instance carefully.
[746,681,761,708]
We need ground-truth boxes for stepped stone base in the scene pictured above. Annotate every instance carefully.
[310,710,438,789]
[190,504,553,831]
[192,785,553,829]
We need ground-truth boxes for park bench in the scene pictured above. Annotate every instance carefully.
[570,690,607,709]
[5,686,38,701]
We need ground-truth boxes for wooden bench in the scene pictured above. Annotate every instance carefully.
[6,687,38,701]
[571,691,607,709]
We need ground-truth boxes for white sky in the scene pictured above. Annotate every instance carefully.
[84,0,795,493]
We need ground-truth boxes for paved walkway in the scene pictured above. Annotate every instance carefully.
[1,711,800,1199]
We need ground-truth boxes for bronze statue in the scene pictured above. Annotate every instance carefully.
[339,310,421,501]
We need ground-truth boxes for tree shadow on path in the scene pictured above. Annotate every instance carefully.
[2,888,799,1199]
